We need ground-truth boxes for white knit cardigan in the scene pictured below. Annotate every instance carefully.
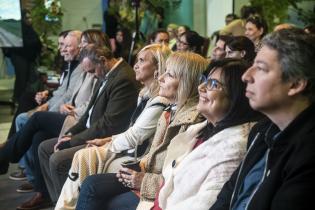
[158,120,255,210]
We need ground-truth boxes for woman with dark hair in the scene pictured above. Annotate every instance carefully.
[155,58,262,210]
[245,15,268,51]
[176,30,205,56]
[225,36,256,64]
[113,28,132,61]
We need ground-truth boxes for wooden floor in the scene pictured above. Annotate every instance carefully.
[0,87,53,210]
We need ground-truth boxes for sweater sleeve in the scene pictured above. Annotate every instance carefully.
[110,96,167,153]
[140,172,164,201]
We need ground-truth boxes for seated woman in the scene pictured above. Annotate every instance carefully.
[55,43,171,210]
[176,30,205,56]
[225,36,256,65]
[155,58,262,210]
[245,15,268,51]
[74,51,209,210]
[153,58,260,210]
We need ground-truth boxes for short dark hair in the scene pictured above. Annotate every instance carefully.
[205,58,260,125]
[59,30,71,38]
[246,15,268,38]
[149,29,169,43]
[262,29,315,102]
[180,30,204,55]
[79,44,114,63]
[226,36,256,64]
[240,5,258,19]
[217,35,232,50]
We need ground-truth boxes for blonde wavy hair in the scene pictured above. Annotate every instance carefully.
[166,51,209,107]
[137,44,172,98]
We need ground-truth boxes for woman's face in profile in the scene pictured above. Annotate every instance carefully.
[176,35,189,52]
[225,46,244,59]
[245,22,263,43]
[158,66,179,103]
[197,68,230,124]
[79,36,89,50]
[133,50,156,84]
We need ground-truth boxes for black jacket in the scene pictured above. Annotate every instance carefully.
[67,60,140,146]
[210,103,315,210]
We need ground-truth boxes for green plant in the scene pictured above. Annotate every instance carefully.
[250,0,315,30]
[30,0,63,68]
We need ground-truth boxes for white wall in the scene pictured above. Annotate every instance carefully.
[193,0,207,36]
[206,0,233,36]
[61,0,103,31]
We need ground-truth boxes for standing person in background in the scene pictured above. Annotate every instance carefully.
[245,15,268,51]
[3,9,42,103]
[210,29,315,210]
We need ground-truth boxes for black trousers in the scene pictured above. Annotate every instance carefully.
[0,111,66,196]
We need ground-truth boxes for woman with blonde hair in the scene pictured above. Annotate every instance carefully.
[55,44,171,210]
[75,51,209,210]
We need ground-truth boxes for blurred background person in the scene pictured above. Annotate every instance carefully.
[225,36,256,64]
[176,30,205,56]
[245,15,268,51]
[3,9,42,103]
[113,28,132,61]
[166,23,178,51]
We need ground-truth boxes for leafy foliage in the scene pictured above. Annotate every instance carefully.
[30,0,63,67]
[250,0,315,29]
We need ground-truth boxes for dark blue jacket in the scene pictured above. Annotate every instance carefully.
[210,103,315,210]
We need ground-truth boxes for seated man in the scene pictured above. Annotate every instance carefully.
[210,29,315,210]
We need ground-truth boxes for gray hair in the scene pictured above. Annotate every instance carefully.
[67,30,82,45]
[262,29,315,102]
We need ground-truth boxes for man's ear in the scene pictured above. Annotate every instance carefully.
[288,79,308,96]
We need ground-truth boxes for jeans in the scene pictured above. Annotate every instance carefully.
[16,112,35,184]
[76,173,133,210]
[105,192,139,210]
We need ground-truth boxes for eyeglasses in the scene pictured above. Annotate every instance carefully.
[177,39,189,46]
[199,75,224,91]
